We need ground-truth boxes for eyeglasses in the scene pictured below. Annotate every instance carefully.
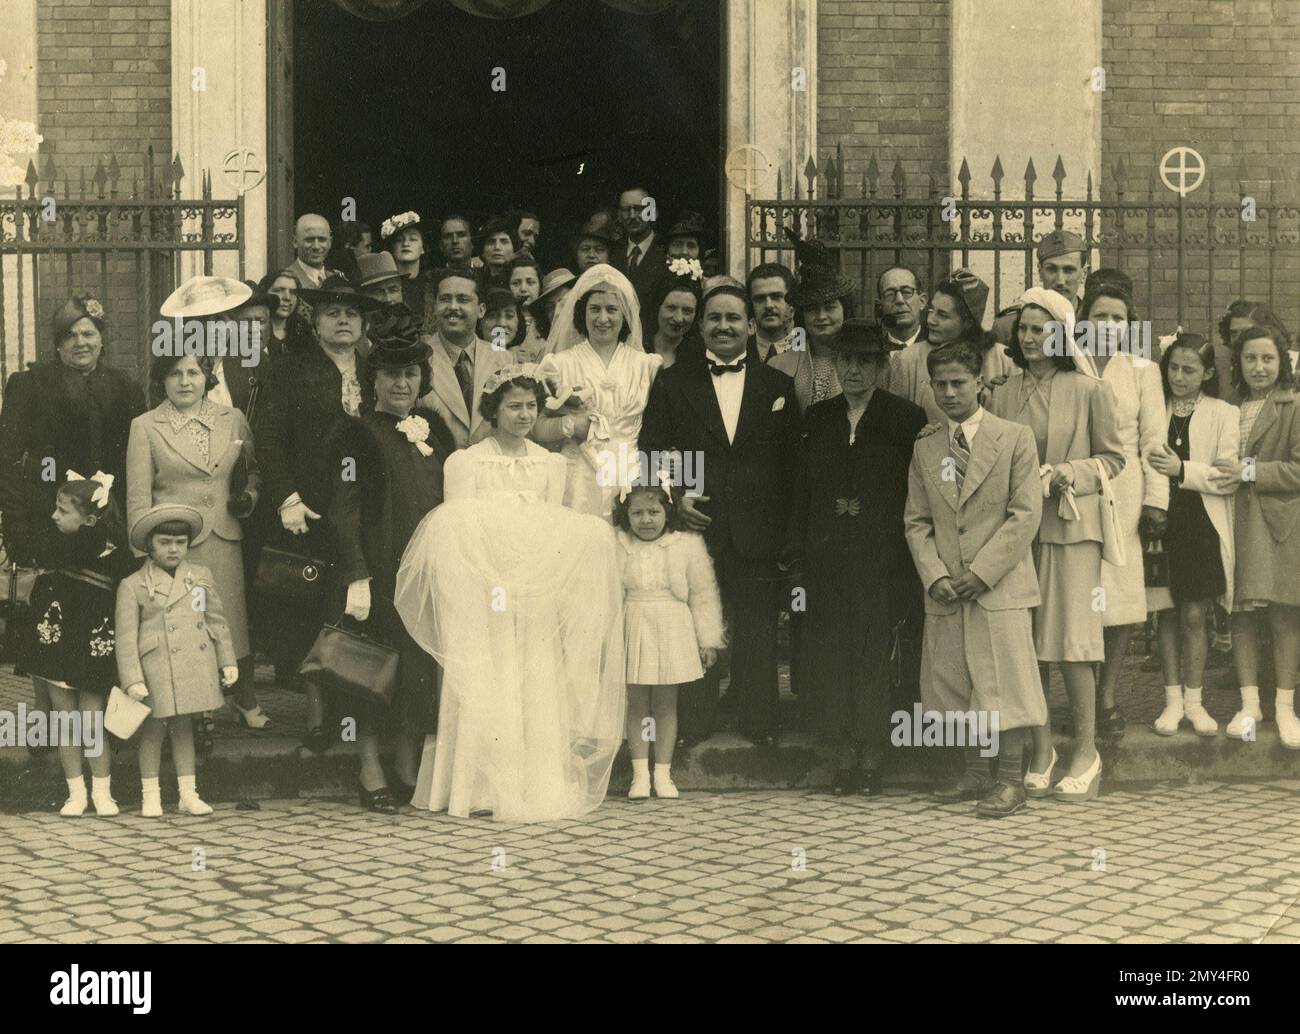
[881,287,918,301]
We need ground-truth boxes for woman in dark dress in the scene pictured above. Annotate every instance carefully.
[790,319,927,795]
[330,306,454,812]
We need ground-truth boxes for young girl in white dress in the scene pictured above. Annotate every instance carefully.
[616,483,724,800]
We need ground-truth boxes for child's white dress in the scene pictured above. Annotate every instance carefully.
[618,530,725,685]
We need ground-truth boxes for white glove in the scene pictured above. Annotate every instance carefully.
[220,666,239,688]
[345,579,372,622]
[279,494,321,535]
[125,683,149,702]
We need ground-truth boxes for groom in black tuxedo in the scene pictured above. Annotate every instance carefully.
[639,285,801,747]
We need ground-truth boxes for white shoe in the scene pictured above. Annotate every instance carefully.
[1023,747,1057,798]
[1277,708,1300,750]
[232,701,271,729]
[141,787,163,818]
[1153,702,1184,736]
[91,789,119,817]
[653,766,679,799]
[1184,702,1219,737]
[178,793,213,816]
[60,782,88,817]
[628,771,651,800]
[1225,709,1262,740]
[1053,752,1102,802]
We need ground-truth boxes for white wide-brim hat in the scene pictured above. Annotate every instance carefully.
[160,275,253,319]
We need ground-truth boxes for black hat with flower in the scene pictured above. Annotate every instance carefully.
[784,227,857,308]
[51,294,106,345]
[366,303,432,368]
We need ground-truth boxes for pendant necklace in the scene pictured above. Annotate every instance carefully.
[1171,394,1198,445]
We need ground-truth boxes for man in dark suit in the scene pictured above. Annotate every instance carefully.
[611,185,668,320]
[639,284,801,747]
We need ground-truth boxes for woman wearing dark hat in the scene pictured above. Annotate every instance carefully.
[666,211,706,261]
[572,215,616,273]
[380,211,429,325]
[788,319,927,794]
[532,268,576,340]
[328,305,453,811]
[253,274,383,749]
[774,232,856,410]
[0,296,144,570]
[477,216,518,291]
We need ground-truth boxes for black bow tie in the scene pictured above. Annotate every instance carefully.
[708,357,747,377]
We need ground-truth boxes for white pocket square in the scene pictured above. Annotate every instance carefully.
[771,397,785,412]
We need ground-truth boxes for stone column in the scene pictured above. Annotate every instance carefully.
[725,0,817,278]
[949,0,1102,314]
[0,0,39,371]
[172,0,269,283]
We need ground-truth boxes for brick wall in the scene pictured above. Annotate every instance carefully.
[1102,0,1300,336]
[34,0,171,377]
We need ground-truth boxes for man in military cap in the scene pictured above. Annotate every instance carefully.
[992,229,1090,347]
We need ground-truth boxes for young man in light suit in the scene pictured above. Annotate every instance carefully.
[905,342,1047,817]
[420,267,512,450]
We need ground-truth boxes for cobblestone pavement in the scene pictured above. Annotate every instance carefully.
[1,782,1297,944]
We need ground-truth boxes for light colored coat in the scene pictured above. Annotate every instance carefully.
[1169,395,1239,609]
[890,339,1016,426]
[988,368,1126,544]
[115,561,235,718]
[420,333,513,449]
[1235,389,1300,607]
[905,409,1043,615]
[126,403,260,550]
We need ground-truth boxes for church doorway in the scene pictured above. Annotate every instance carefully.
[290,0,722,273]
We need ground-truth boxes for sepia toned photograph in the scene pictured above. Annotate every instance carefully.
[0,0,1297,982]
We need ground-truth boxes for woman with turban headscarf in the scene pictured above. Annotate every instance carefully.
[989,286,1124,802]
[534,263,662,519]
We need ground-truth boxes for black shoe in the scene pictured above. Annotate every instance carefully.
[302,725,333,754]
[358,784,398,814]
[932,771,994,803]
[390,776,416,806]
[1097,705,1126,737]
[858,768,883,797]
[976,781,1026,818]
[830,768,856,795]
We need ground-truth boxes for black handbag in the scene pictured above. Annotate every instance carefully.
[254,546,332,611]
[298,618,398,706]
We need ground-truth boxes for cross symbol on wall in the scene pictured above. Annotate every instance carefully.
[1158,147,1205,198]
[725,145,771,195]
[222,148,266,195]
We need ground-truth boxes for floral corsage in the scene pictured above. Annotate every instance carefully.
[395,415,434,456]
[667,257,703,281]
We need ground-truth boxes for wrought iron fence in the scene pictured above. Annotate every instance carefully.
[0,146,244,388]
[746,146,1300,334]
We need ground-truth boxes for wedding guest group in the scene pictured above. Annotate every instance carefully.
[6,194,1300,829]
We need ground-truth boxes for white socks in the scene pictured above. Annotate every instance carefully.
[1226,685,1263,739]
[60,776,87,817]
[1276,689,1300,749]
[177,775,212,816]
[628,758,651,799]
[90,775,118,816]
[1153,685,1184,735]
[1182,687,1218,736]
[140,777,163,817]
[653,763,679,799]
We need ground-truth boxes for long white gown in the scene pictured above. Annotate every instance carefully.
[395,437,626,822]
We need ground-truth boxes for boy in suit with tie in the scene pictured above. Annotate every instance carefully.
[639,285,801,746]
[420,267,512,449]
[904,342,1047,817]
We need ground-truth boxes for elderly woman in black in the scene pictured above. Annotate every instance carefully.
[252,274,383,750]
[789,320,926,795]
[329,306,454,811]
[0,296,144,743]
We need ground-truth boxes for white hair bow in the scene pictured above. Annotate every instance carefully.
[65,469,114,508]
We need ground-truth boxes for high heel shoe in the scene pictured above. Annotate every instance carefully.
[231,701,271,729]
[389,776,416,806]
[1053,752,1102,802]
[359,783,398,814]
[1023,747,1057,799]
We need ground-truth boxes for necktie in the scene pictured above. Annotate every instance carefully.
[627,245,640,274]
[708,357,747,377]
[951,427,971,491]
[454,349,474,418]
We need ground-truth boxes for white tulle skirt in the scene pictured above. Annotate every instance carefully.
[395,497,626,822]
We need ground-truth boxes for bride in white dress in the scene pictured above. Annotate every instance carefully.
[395,364,625,822]
[535,264,663,520]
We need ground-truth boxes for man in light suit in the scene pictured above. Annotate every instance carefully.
[611,185,668,319]
[905,341,1047,817]
[420,267,512,449]
[287,213,339,290]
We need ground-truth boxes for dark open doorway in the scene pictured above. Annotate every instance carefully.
[292,0,721,272]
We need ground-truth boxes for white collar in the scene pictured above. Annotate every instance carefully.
[705,349,746,367]
[947,406,984,441]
